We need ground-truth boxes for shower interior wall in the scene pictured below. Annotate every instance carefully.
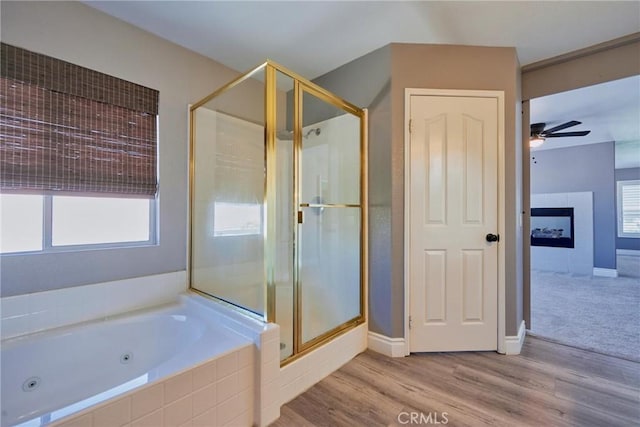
[192,108,266,314]
[190,67,272,317]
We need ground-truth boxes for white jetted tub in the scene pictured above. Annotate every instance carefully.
[1,294,256,427]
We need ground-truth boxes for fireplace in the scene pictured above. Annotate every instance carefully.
[531,207,575,248]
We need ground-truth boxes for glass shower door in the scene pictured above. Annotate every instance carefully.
[189,61,366,364]
[298,88,362,347]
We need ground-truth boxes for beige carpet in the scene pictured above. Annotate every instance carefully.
[530,255,640,361]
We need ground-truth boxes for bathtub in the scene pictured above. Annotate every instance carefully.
[1,294,256,427]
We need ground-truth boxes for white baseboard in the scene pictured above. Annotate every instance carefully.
[617,249,640,257]
[368,331,407,357]
[593,267,618,278]
[504,320,526,355]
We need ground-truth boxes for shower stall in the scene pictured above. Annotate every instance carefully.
[189,61,367,364]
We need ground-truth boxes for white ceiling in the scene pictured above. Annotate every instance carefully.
[83,1,639,167]
[530,75,640,148]
[84,1,640,79]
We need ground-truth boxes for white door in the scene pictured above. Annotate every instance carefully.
[408,92,500,352]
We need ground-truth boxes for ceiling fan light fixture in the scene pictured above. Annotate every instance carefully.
[529,136,545,148]
[529,121,591,149]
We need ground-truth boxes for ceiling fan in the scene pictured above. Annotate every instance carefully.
[530,121,591,148]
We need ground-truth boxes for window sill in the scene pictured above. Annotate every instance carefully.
[0,241,159,257]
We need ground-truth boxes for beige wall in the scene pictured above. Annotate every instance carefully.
[315,43,523,338]
[522,34,640,101]
[0,1,262,296]
[391,43,523,337]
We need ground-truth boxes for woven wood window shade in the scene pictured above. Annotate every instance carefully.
[0,43,159,197]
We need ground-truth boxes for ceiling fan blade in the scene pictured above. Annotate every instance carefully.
[544,130,591,138]
[542,120,582,134]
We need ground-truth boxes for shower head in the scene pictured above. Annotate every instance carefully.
[305,128,321,138]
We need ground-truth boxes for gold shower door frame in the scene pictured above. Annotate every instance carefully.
[189,60,368,365]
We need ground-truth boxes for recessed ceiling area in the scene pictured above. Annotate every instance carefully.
[83,1,639,79]
[530,75,640,168]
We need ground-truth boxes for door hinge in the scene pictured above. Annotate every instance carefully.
[409,315,413,329]
[409,119,412,133]
[297,210,304,224]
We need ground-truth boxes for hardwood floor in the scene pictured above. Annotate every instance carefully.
[271,336,640,427]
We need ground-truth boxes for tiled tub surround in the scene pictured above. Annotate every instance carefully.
[1,292,280,427]
[52,344,254,427]
[1,271,187,340]
[0,270,365,427]
[184,295,281,426]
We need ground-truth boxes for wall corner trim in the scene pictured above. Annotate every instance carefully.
[503,320,526,355]
[367,331,406,358]
[593,267,618,278]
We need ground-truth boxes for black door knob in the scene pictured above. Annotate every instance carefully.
[486,233,499,242]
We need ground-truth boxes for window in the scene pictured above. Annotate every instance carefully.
[52,196,151,246]
[0,194,154,254]
[0,43,159,254]
[617,180,640,238]
[213,202,262,237]
[0,194,43,253]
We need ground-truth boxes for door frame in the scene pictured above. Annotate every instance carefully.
[403,88,506,355]
[521,33,640,333]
